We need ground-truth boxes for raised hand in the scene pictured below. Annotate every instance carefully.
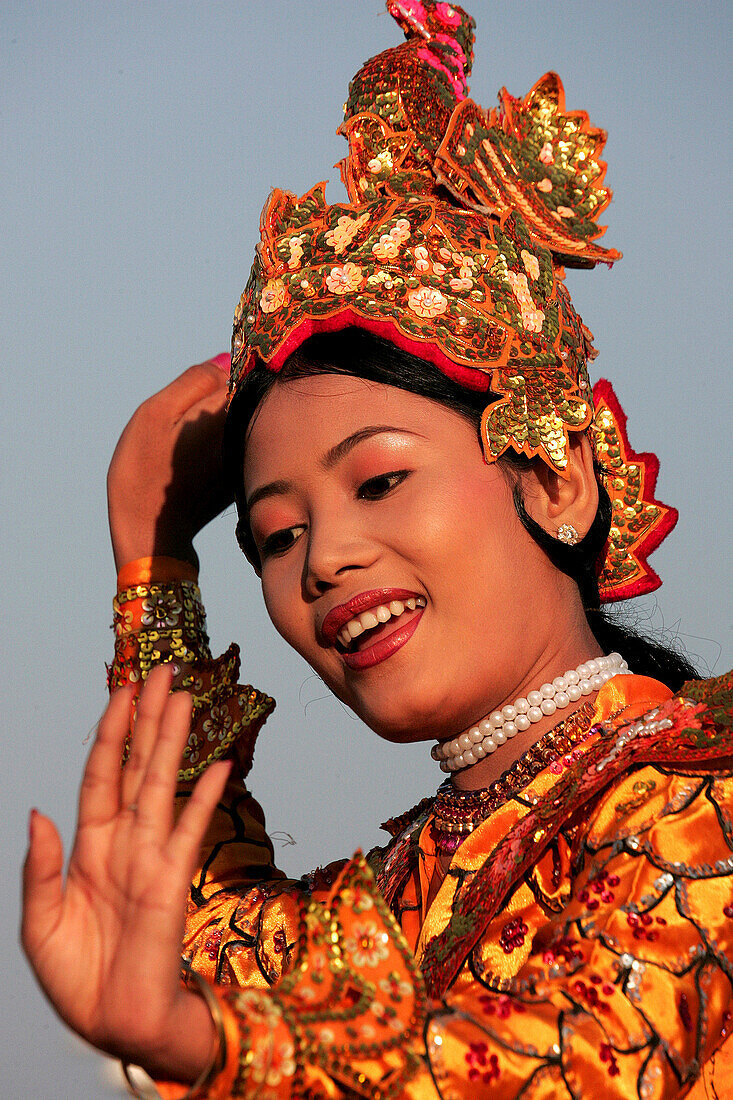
[108,356,233,572]
[21,667,231,1083]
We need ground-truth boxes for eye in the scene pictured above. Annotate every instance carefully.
[260,524,306,559]
[357,470,410,501]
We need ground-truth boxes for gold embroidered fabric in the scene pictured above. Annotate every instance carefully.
[110,569,733,1099]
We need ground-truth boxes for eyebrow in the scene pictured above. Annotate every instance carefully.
[245,425,422,512]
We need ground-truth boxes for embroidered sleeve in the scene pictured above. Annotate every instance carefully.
[109,564,289,965]
[209,856,429,1100]
[109,572,274,781]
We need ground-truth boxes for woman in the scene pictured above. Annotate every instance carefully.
[22,2,732,1096]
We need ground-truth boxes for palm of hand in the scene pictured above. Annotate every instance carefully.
[22,667,231,1071]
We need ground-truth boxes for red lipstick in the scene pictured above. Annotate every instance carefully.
[342,609,424,670]
[320,588,422,646]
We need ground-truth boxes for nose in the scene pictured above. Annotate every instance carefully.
[302,511,379,599]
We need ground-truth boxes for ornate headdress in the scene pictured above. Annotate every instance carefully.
[230,0,675,601]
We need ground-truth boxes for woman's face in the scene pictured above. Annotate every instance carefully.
[243,373,571,743]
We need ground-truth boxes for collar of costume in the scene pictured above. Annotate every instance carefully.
[229,0,676,601]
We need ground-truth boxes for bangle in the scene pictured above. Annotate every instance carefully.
[122,971,227,1099]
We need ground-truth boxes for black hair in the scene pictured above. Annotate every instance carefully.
[224,327,699,690]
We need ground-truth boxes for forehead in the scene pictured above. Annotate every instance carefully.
[243,374,472,486]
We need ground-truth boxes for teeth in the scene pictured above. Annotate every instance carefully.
[336,596,426,649]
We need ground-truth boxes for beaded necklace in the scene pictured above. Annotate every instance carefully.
[432,702,596,854]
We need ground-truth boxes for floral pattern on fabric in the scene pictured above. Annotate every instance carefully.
[111,586,733,1097]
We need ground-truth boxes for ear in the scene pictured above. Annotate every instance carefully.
[521,434,599,540]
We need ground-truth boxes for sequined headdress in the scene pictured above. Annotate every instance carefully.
[230,0,675,602]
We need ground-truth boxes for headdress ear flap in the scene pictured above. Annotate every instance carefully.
[592,379,677,602]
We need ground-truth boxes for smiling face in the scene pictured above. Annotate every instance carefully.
[243,373,584,744]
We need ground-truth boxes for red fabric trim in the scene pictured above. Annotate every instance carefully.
[261,309,495,393]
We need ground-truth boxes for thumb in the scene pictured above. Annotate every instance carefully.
[21,810,65,957]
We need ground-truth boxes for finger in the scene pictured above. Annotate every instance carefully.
[157,361,229,418]
[134,688,193,839]
[207,352,231,375]
[120,665,175,809]
[77,684,136,828]
[167,761,233,883]
[181,383,230,426]
[21,810,65,958]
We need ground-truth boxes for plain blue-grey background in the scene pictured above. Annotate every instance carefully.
[4,2,731,1094]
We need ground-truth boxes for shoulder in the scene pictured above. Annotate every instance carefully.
[582,668,733,864]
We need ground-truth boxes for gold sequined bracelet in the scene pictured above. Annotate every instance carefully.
[122,971,226,1099]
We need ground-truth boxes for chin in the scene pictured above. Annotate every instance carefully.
[346,677,471,745]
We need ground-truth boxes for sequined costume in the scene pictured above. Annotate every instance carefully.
[110,561,733,1099]
[109,3,733,1095]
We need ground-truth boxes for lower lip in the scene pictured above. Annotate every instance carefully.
[341,610,424,670]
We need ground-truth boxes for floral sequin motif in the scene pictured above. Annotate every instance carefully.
[202,704,232,743]
[344,921,391,968]
[260,277,288,314]
[465,1043,500,1085]
[626,911,666,942]
[326,213,369,254]
[340,883,375,913]
[251,1038,296,1089]
[325,262,364,294]
[499,916,529,954]
[577,867,620,909]
[407,285,448,317]
[372,233,401,260]
[572,975,615,1014]
[380,973,412,1002]
[140,592,181,629]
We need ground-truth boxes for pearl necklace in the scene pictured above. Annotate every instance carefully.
[432,652,630,773]
[433,702,596,852]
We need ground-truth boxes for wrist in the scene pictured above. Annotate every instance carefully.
[137,986,218,1086]
[113,535,198,576]
[117,556,199,590]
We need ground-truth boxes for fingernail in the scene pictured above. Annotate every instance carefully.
[29,808,38,841]
[209,352,231,374]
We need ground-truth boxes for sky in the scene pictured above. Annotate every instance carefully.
[3,1,732,1094]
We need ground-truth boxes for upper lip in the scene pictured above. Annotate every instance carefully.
[320,588,424,646]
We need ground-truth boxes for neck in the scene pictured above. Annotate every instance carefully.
[450,626,605,792]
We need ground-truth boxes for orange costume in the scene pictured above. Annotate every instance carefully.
[111,2,733,1094]
[111,561,733,1098]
